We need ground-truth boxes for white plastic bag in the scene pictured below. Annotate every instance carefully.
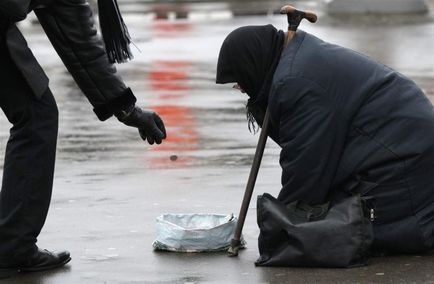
[153,213,246,252]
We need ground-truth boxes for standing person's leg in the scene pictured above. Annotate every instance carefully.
[0,39,69,277]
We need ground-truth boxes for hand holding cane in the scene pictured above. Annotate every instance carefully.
[280,5,317,43]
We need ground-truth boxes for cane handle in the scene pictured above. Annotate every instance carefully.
[280,5,318,31]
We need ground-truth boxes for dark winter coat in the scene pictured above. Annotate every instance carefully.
[269,30,434,253]
[0,0,135,120]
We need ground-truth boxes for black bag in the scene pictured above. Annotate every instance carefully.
[255,193,374,268]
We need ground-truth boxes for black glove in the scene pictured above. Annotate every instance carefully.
[116,106,167,145]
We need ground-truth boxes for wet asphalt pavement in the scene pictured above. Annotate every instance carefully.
[1,0,434,283]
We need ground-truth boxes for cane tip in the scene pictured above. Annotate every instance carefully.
[227,246,239,257]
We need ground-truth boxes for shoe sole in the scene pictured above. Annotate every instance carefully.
[20,257,72,273]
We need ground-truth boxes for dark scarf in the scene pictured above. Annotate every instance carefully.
[216,25,284,132]
[98,0,133,64]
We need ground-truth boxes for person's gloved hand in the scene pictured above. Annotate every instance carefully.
[116,106,167,145]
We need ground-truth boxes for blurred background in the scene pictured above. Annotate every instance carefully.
[1,0,434,283]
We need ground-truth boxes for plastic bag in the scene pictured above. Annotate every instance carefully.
[153,213,246,252]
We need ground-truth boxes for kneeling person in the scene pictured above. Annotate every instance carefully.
[216,25,434,254]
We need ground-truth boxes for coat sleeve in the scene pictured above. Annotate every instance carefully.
[33,0,136,121]
[274,77,348,205]
[0,0,31,22]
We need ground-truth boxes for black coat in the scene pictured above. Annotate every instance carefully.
[0,0,135,120]
[269,30,434,253]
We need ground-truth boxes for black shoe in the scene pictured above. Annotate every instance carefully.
[0,249,71,279]
[20,248,71,272]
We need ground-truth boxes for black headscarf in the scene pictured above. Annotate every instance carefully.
[216,25,284,131]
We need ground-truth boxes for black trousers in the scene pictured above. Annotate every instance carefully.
[0,39,58,264]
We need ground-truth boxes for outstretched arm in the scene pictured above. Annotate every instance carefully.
[34,0,166,144]
[34,0,131,120]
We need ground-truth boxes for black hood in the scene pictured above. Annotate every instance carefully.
[216,24,285,105]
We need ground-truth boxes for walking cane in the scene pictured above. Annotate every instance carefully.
[228,5,318,257]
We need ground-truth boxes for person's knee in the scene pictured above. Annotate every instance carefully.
[8,89,58,126]
[44,98,59,129]
[36,91,59,139]
[15,90,60,144]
